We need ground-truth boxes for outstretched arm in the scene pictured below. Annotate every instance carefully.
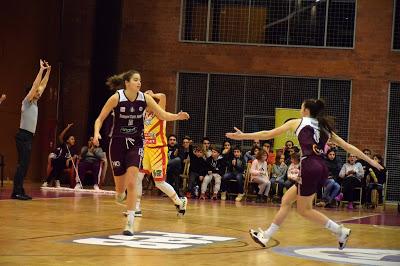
[144,93,189,121]
[93,93,119,146]
[226,119,301,141]
[0,94,6,104]
[330,132,383,170]
[58,123,73,144]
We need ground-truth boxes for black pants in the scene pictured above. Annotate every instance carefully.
[12,129,34,195]
[342,175,361,202]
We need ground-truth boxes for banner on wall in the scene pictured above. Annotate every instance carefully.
[274,108,301,150]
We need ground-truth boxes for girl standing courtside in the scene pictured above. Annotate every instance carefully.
[226,99,382,249]
[93,70,189,236]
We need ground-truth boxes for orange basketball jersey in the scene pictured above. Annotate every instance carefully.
[143,111,167,148]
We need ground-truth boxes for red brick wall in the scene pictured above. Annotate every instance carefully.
[118,0,399,154]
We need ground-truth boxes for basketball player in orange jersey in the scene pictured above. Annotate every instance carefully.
[134,90,187,217]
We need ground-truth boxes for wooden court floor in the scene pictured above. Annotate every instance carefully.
[1,184,399,266]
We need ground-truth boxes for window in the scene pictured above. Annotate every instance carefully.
[181,0,356,48]
[176,72,351,154]
[393,0,400,50]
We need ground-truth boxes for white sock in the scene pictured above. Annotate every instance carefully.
[325,219,341,234]
[135,198,141,211]
[171,194,183,206]
[263,223,279,238]
[127,210,135,224]
[155,181,182,205]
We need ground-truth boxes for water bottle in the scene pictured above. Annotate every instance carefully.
[194,185,199,197]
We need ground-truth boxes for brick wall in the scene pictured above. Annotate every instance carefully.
[118,0,400,155]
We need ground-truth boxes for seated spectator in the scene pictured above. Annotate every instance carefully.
[365,154,387,207]
[262,141,276,166]
[287,152,301,183]
[250,150,271,203]
[336,154,364,209]
[358,148,373,203]
[222,140,234,167]
[283,140,294,163]
[166,134,181,194]
[202,137,212,159]
[187,146,208,198]
[270,151,289,199]
[244,145,261,164]
[42,123,77,188]
[201,146,225,200]
[317,149,342,208]
[75,136,106,190]
[221,146,245,202]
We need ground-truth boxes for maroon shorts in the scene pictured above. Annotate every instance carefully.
[108,137,143,176]
[298,156,328,196]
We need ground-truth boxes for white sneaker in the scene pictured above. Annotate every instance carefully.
[176,197,187,216]
[55,180,61,188]
[74,182,83,190]
[221,191,227,201]
[115,192,127,206]
[134,210,142,217]
[249,228,270,247]
[41,182,48,187]
[93,184,100,191]
[123,219,134,236]
[337,225,351,250]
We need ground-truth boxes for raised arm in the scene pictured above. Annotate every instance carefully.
[93,93,119,146]
[330,132,383,170]
[26,60,46,101]
[226,119,301,141]
[36,61,51,96]
[58,123,73,144]
[145,90,166,110]
[144,93,189,121]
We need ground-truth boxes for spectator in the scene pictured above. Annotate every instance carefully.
[178,136,193,166]
[244,145,261,164]
[75,136,106,190]
[262,141,276,166]
[270,151,289,199]
[221,146,245,202]
[250,150,271,203]
[42,123,77,188]
[0,94,6,104]
[187,146,208,198]
[337,154,364,209]
[201,146,225,200]
[202,137,212,158]
[317,149,342,208]
[166,134,181,194]
[283,140,294,162]
[287,152,301,184]
[365,154,387,207]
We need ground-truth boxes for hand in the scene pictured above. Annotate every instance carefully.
[226,127,244,140]
[232,159,236,166]
[208,171,212,175]
[93,133,102,146]
[40,59,45,69]
[67,123,74,128]
[177,111,190,120]
[144,90,154,96]
[0,94,6,103]
[44,60,51,69]
[369,159,384,171]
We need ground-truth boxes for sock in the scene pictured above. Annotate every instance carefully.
[127,210,135,224]
[135,198,141,211]
[155,181,182,205]
[325,219,341,234]
[171,194,183,206]
[263,223,279,238]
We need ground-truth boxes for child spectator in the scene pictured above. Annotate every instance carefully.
[221,146,245,201]
[187,146,208,198]
[201,146,225,200]
[250,150,271,203]
[270,152,289,199]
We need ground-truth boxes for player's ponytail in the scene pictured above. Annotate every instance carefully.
[106,69,140,90]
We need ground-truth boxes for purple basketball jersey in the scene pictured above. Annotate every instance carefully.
[295,117,330,157]
[110,90,147,143]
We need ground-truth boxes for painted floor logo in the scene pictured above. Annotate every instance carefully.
[73,231,236,250]
[273,247,400,266]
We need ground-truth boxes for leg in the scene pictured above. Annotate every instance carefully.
[213,174,222,195]
[263,180,271,197]
[135,171,145,214]
[201,174,212,194]
[12,132,32,196]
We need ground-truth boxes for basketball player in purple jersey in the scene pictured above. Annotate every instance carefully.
[226,99,382,250]
[93,69,189,236]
